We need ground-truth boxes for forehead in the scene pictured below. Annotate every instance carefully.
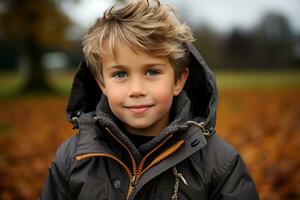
[101,41,171,68]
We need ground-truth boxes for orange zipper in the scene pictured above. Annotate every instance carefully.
[138,140,184,181]
[76,153,132,178]
[105,128,138,176]
[76,127,184,199]
[136,134,173,181]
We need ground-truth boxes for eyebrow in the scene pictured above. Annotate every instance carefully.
[107,63,166,69]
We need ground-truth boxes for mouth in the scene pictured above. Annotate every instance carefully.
[125,105,153,115]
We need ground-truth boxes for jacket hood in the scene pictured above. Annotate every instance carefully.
[66,43,218,131]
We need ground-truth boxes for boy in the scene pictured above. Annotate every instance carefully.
[41,0,259,199]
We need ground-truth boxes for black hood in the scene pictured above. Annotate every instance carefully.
[66,43,218,130]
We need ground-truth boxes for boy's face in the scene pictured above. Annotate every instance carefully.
[99,42,188,136]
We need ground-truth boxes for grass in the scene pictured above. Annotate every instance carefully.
[0,70,74,99]
[0,72,24,97]
[49,70,75,94]
[0,69,299,99]
[216,70,300,89]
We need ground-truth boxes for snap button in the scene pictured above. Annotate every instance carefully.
[191,139,200,147]
[113,179,121,189]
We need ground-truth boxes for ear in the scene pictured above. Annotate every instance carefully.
[96,79,107,96]
[173,68,189,96]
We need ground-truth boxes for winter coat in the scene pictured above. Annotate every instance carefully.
[40,44,260,200]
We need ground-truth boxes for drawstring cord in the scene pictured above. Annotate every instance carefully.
[186,121,211,136]
[171,167,188,200]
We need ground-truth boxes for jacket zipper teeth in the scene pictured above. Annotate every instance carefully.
[76,153,133,178]
[130,139,184,199]
[140,140,184,178]
[105,128,183,198]
[106,128,138,175]
[106,128,172,185]
[105,129,178,186]
[136,134,173,181]
[105,128,138,199]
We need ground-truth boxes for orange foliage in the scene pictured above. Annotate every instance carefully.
[0,97,73,199]
[217,89,300,200]
[0,89,299,200]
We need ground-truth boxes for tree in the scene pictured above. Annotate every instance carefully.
[0,0,74,92]
[254,12,294,68]
[193,25,223,69]
[223,29,256,69]
[0,0,127,93]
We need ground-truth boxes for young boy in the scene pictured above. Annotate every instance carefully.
[41,0,259,199]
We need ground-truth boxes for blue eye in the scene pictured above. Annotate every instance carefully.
[145,70,160,76]
[113,71,127,79]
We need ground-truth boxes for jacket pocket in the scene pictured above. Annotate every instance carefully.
[77,177,108,200]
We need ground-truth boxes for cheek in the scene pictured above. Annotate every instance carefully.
[105,84,126,105]
[150,83,174,105]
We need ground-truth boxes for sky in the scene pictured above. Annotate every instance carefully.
[61,0,300,34]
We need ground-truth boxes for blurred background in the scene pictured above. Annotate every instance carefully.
[0,0,299,199]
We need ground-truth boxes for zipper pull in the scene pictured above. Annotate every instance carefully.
[127,176,136,200]
[130,176,136,187]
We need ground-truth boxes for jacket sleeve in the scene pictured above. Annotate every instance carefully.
[210,153,260,200]
[40,136,77,200]
[40,161,71,200]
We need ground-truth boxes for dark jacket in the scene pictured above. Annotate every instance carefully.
[40,44,260,200]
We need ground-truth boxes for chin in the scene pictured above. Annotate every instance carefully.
[126,121,152,130]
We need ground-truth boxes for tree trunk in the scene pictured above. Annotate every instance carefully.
[22,37,53,93]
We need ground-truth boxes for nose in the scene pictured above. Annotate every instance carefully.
[128,76,147,98]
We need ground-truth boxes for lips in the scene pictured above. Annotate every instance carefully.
[125,105,153,115]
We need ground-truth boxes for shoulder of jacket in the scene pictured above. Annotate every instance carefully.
[53,134,79,179]
[206,133,239,160]
[190,133,241,181]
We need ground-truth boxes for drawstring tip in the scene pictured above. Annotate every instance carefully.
[172,167,189,200]
[178,173,188,186]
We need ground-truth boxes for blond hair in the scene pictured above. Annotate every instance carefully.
[82,0,195,83]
